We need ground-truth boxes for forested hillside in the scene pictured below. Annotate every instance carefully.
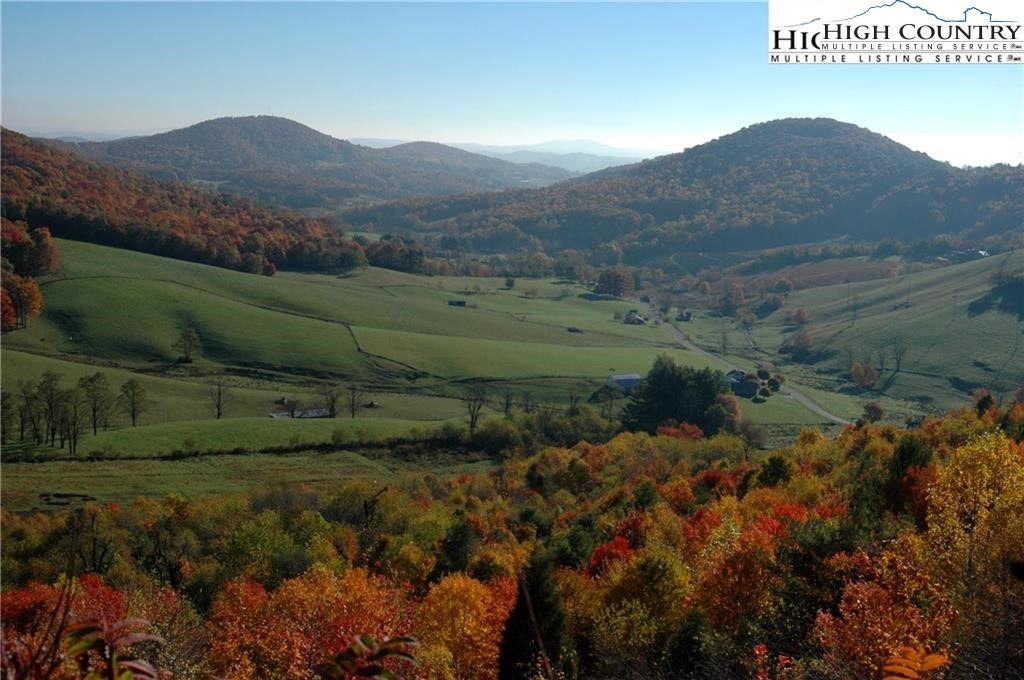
[340,118,1024,260]
[1,129,365,274]
[69,116,572,209]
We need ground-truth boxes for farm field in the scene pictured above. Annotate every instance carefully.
[678,250,1024,417]
[1,448,495,512]
[5,239,836,424]
[1,349,470,425]
[2,238,868,508]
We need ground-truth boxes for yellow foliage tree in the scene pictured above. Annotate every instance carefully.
[925,432,1024,596]
[924,432,1024,670]
[414,573,512,680]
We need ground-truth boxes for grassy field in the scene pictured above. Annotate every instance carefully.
[1,350,470,425]
[63,416,457,459]
[5,240,671,381]
[1,238,855,508]
[679,251,1024,418]
[353,326,714,380]
[1,449,495,512]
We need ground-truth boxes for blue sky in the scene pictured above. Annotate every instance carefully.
[2,1,1021,165]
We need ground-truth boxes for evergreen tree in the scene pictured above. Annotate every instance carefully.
[499,549,575,679]
[622,355,728,433]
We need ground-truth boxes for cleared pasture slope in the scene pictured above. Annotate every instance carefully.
[352,326,716,380]
[1,450,495,511]
[7,240,674,382]
[683,251,1024,415]
[1,350,468,426]
[73,416,453,458]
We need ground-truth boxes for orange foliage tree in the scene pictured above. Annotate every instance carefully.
[206,567,412,679]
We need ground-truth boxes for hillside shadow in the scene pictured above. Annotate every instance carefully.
[967,282,1024,320]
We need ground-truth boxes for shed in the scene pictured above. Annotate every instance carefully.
[607,373,643,392]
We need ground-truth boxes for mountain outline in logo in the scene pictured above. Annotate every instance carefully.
[783,0,1017,27]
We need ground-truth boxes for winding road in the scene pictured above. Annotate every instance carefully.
[650,306,851,426]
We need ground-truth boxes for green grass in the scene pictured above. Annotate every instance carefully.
[70,416,454,458]
[2,238,852,474]
[1,350,469,426]
[2,349,286,422]
[1,449,496,511]
[7,241,664,373]
[5,239,707,394]
[352,326,713,380]
[682,251,1024,418]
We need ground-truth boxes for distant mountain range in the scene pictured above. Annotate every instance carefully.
[341,118,1023,259]
[12,116,1022,267]
[60,116,573,209]
[354,138,651,173]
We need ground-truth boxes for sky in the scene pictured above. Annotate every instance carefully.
[2,1,1022,166]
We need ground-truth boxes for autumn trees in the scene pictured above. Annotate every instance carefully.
[1,130,367,276]
[2,400,1023,678]
[851,361,880,389]
[1,216,57,332]
[1,272,44,331]
[594,267,634,298]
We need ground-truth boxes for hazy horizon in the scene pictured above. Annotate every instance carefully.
[2,2,1022,166]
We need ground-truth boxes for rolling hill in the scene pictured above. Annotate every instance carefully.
[678,250,1024,416]
[68,116,573,209]
[3,239,849,460]
[354,138,646,173]
[340,118,1024,259]
[1,129,362,274]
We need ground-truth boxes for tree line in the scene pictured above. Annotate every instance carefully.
[2,371,148,454]
[1,216,58,332]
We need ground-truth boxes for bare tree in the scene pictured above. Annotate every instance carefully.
[285,398,303,418]
[736,419,768,460]
[78,372,114,435]
[16,378,43,444]
[464,386,488,435]
[72,507,116,574]
[207,377,232,420]
[877,348,888,375]
[346,385,364,419]
[319,383,341,418]
[567,389,581,416]
[519,390,534,414]
[60,388,90,456]
[893,336,908,372]
[119,379,147,427]
[172,327,201,363]
[599,386,621,420]
[502,390,514,418]
[37,371,63,446]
